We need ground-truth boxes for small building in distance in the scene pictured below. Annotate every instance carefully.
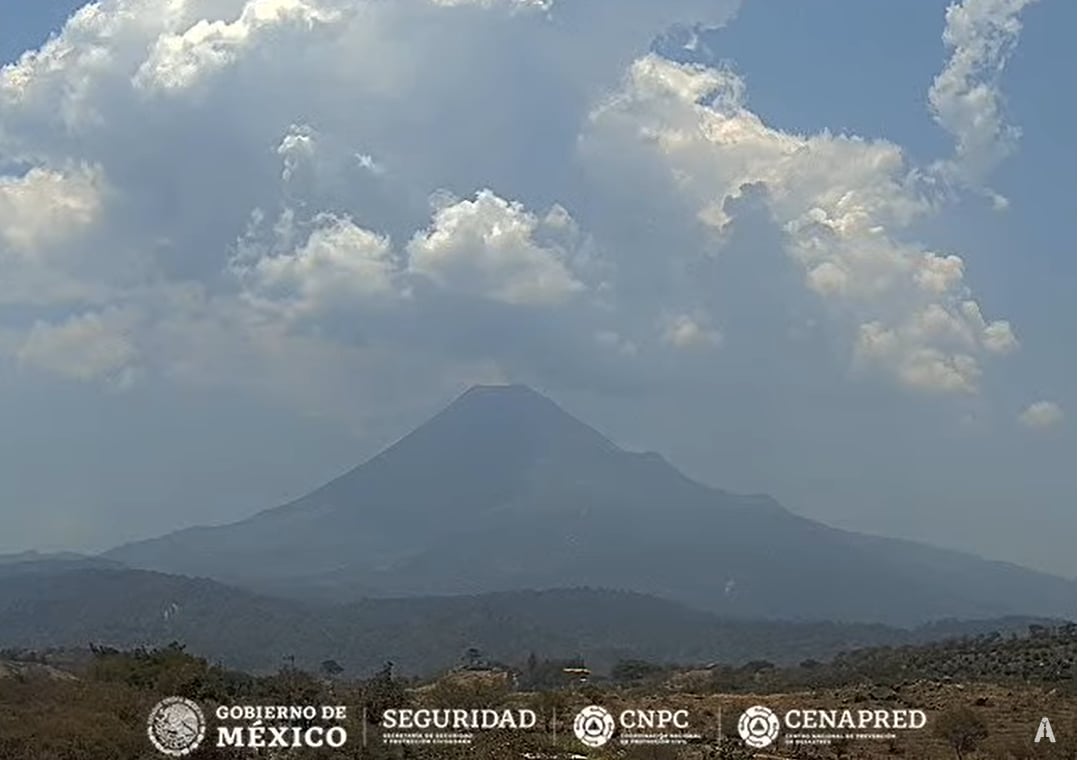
[562,666,590,684]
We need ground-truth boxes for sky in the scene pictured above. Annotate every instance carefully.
[0,0,1073,577]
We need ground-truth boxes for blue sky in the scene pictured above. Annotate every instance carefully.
[0,0,1072,577]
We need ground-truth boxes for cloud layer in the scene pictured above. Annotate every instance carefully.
[0,0,1054,425]
[584,54,1019,395]
[929,0,1038,202]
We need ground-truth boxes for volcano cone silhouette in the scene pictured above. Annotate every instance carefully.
[103,383,1076,625]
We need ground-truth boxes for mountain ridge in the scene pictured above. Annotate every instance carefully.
[103,384,1075,625]
[0,561,1065,676]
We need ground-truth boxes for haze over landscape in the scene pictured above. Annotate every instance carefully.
[0,382,1072,681]
[0,0,1073,585]
[0,3,1075,758]
[104,384,1072,626]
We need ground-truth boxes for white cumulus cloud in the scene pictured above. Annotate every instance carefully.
[1018,400,1063,429]
[407,190,585,306]
[235,211,401,318]
[14,309,140,387]
[0,165,102,254]
[584,54,1017,394]
[661,311,721,350]
[134,0,342,93]
[0,0,1044,415]
[0,164,110,305]
[928,0,1038,198]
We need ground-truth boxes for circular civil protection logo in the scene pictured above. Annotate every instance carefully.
[573,704,616,748]
[147,696,206,756]
[738,704,780,749]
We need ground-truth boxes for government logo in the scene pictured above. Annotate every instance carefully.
[147,696,206,757]
[738,704,780,749]
[573,705,616,748]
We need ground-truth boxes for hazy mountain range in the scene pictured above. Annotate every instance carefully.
[101,384,1073,626]
[0,560,1059,676]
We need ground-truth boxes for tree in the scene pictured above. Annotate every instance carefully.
[464,647,483,669]
[321,659,344,679]
[933,706,988,759]
[364,660,407,720]
[611,659,664,683]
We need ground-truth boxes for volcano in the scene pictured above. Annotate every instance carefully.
[105,384,1074,625]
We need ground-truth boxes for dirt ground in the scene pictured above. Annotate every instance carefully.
[581,681,1076,759]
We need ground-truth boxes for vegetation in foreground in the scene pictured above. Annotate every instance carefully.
[0,624,1073,759]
